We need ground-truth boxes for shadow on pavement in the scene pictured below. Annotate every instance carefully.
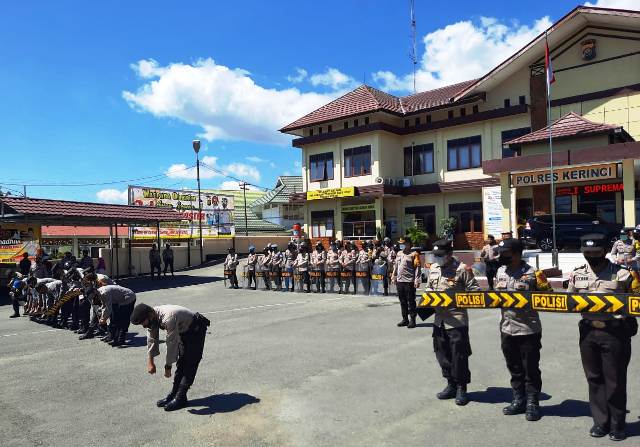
[117,275,222,293]
[118,335,150,348]
[187,392,260,416]
[542,399,591,417]
[468,387,551,404]
[627,421,640,438]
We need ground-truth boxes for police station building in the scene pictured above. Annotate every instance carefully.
[281,6,640,249]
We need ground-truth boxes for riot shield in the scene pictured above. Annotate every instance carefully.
[310,267,324,293]
[282,267,293,292]
[341,269,355,294]
[355,264,370,295]
[241,265,248,289]
[269,267,281,291]
[370,264,387,296]
[326,269,340,293]
[294,268,304,292]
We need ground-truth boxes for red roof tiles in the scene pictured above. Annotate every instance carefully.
[0,197,181,224]
[280,81,476,132]
[504,112,622,146]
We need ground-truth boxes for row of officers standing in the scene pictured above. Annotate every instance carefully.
[225,234,638,442]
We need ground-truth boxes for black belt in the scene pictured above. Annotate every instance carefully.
[581,319,624,329]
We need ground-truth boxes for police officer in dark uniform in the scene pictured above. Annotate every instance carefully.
[568,234,638,441]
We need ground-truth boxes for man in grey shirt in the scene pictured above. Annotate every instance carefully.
[97,285,136,347]
[130,303,210,411]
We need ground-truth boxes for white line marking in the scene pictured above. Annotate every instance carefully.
[200,296,347,315]
[1,328,62,338]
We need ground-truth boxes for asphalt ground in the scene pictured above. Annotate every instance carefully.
[1,264,640,447]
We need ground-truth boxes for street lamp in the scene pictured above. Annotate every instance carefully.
[193,139,204,264]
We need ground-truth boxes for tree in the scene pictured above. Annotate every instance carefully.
[440,217,457,241]
[405,226,428,248]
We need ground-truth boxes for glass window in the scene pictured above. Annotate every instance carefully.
[405,206,436,235]
[447,136,481,171]
[342,210,376,239]
[449,202,483,233]
[501,127,531,158]
[311,211,334,238]
[555,195,572,214]
[309,152,334,182]
[344,146,371,177]
[404,144,435,176]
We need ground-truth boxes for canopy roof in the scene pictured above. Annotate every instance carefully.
[0,196,181,226]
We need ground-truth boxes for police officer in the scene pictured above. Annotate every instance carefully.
[284,242,297,292]
[271,244,283,291]
[96,284,137,347]
[383,237,396,296]
[610,228,635,268]
[149,244,161,279]
[130,303,210,411]
[568,234,638,441]
[311,241,327,293]
[494,238,549,422]
[293,244,311,293]
[78,272,114,340]
[246,246,257,290]
[425,239,479,406]
[356,242,371,295]
[391,237,420,329]
[340,241,356,294]
[223,247,239,289]
[326,242,341,293]
[261,246,273,291]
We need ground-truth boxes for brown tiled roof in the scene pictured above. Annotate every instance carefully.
[280,81,476,132]
[0,197,181,225]
[504,112,621,146]
[401,80,478,113]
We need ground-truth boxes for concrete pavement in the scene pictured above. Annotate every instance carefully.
[1,264,639,446]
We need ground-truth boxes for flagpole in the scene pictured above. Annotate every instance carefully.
[546,31,558,268]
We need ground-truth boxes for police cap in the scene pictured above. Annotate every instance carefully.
[432,239,453,256]
[130,303,155,325]
[580,233,607,252]
[495,238,523,254]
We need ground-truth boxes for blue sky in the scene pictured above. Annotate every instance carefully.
[0,0,629,203]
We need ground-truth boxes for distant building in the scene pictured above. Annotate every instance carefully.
[250,176,303,230]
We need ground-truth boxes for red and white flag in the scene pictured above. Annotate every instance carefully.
[545,35,555,87]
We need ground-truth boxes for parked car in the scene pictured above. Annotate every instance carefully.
[521,213,622,251]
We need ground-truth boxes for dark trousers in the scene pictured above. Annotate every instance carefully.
[433,325,472,385]
[60,299,74,326]
[11,294,21,314]
[71,296,80,327]
[341,270,355,293]
[112,300,136,332]
[314,271,326,292]
[579,321,631,431]
[383,276,389,295]
[150,262,161,278]
[174,314,209,388]
[247,270,256,289]
[272,268,282,290]
[227,270,238,287]
[78,298,91,329]
[396,282,416,318]
[485,261,498,290]
[501,332,542,394]
[301,271,311,292]
[263,271,272,290]
[163,260,174,276]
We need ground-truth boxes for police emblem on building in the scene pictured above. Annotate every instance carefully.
[581,39,596,61]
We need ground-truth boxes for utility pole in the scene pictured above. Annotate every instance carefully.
[410,0,417,94]
[240,182,249,236]
[193,140,204,264]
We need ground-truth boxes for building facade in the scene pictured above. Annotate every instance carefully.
[281,6,640,249]
[250,176,303,230]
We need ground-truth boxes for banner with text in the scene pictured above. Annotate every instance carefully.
[511,163,618,187]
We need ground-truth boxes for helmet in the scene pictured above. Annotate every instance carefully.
[383,237,391,244]
[248,245,256,253]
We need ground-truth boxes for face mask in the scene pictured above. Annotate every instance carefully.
[433,256,446,266]
[620,235,628,241]
[398,244,406,251]
[584,255,606,267]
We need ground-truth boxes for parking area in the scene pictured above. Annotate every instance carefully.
[1,263,640,447]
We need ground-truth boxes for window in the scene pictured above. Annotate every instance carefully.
[404,143,435,176]
[472,105,479,114]
[354,119,359,127]
[344,121,348,129]
[447,136,482,170]
[364,116,370,125]
[344,145,371,177]
[449,202,483,233]
[426,115,432,123]
[309,152,334,182]
[504,98,511,108]
[283,204,304,220]
[405,206,436,235]
[415,117,420,126]
[318,126,322,134]
[342,210,376,240]
[519,95,526,105]
[404,119,410,128]
[448,110,454,119]
[501,127,531,158]
[460,108,466,117]
[309,128,314,136]
[311,210,334,238]
[328,124,332,132]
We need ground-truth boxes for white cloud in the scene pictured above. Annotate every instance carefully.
[269,162,276,168]
[584,0,640,8]
[123,58,343,145]
[309,67,357,90]
[218,180,261,191]
[245,156,267,163]
[294,160,301,168]
[96,189,128,204]
[166,155,260,182]
[287,67,308,83]
[373,16,552,93]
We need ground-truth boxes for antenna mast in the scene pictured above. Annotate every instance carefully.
[410,0,417,94]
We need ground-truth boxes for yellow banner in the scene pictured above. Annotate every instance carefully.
[307,187,355,201]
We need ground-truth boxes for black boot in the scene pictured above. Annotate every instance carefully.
[164,384,189,411]
[79,327,95,340]
[110,329,123,347]
[503,390,526,415]
[157,383,179,407]
[407,315,416,329]
[455,385,469,406]
[437,381,457,400]
[397,316,409,327]
[525,392,541,421]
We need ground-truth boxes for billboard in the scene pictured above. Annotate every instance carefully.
[0,224,41,263]
[128,186,234,239]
